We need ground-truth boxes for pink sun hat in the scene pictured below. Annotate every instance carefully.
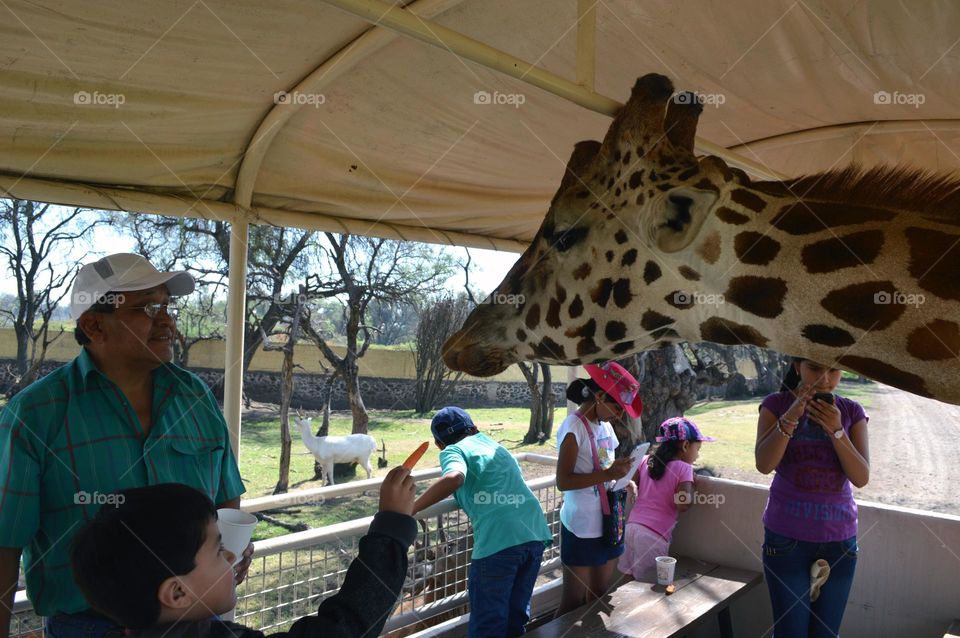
[583,361,643,418]
[656,416,716,442]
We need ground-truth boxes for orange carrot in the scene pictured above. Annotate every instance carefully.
[403,441,430,470]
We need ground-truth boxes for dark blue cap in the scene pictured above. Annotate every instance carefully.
[431,406,475,444]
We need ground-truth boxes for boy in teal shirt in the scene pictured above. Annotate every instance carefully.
[413,406,552,638]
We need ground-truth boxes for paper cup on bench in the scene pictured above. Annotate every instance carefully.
[217,508,257,565]
[655,556,677,585]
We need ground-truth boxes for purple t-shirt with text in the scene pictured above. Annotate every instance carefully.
[760,391,868,542]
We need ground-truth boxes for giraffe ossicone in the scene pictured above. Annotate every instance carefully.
[443,73,960,405]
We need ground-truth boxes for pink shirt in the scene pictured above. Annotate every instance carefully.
[627,457,694,540]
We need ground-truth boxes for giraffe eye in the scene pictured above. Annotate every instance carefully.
[551,227,588,252]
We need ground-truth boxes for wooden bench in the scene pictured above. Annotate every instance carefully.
[525,557,762,638]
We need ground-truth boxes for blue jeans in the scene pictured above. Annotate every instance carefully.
[762,528,858,638]
[45,611,122,638]
[468,541,545,638]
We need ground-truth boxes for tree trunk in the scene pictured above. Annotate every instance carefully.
[314,374,334,480]
[540,364,555,442]
[273,346,294,495]
[636,346,698,442]
[344,368,369,434]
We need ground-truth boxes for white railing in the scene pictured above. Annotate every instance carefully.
[11,453,561,638]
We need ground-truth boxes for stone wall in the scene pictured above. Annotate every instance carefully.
[0,358,566,410]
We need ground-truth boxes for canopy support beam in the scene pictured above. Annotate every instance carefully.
[319,0,788,180]
[576,0,596,91]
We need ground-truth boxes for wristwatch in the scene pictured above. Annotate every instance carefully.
[832,428,844,439]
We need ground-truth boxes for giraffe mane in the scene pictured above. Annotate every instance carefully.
[747,164,960,219]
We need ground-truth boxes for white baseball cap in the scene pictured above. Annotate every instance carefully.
[70,253,195,320]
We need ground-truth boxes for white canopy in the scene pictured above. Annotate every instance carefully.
[2,0,957,445]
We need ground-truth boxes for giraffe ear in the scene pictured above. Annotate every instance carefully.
[652,186,718,253]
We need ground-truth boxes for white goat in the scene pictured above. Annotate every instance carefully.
[293,415,377,486]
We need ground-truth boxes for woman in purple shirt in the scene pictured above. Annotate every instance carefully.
[755,358,869,638]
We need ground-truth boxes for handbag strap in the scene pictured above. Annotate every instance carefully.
[575,411,611,516]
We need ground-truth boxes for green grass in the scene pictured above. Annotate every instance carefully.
[237,381,880,540]
[238,408,550,540]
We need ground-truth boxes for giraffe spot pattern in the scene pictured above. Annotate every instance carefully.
[546,298,562,328]
[615,230,628,244]
[533,337,566,360]
[605,250,614,263]
[635,193,645,205]
[906,227,960,301]
[837,355,931,398]
[565,318,596,339]
[734,231,781,265]
[730,189,767,213]
[621,248,638,266]
[525,303,541,329]
[591,278,613,307]
[724,276,787,318]
[677,167,699,181]
[577,338,601,357]
[629,171,644,189]
[801,230,884,274]
[573,263,592,280]
[643,261,662,284]
[821,281,904,330]
[678,266,701,281]
[907,320,960,361]
[555,284,567,304]
[695,231,721,264]
[612,279,633,308]
[699,316,770,347]
[801,324,855,347]
[516,329,527,341]
[771,203,896,235]
[641,310,679,340]
[568,294,584,318]
[693,178,719,193]
[716,207,750,225]
[605,321,627,341]
[611,340,635,354]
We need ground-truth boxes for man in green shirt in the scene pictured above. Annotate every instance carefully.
[413,406,552,638]
[0,254,247,638]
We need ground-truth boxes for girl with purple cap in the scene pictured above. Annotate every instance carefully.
[618,417,716,582]
[755,358,869,638]
[554,362,642,616]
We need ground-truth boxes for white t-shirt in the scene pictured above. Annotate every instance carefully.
[556,411,619,538]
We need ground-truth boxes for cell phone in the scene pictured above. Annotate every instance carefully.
[813,391,835,405]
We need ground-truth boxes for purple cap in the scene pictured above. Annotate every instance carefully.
[656,417,716,443]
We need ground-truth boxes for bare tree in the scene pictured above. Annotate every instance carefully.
[300,235,455,434]
[413,295,469,414]
[0,200,97,396]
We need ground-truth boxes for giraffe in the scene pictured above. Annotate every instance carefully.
[443,73,960,405]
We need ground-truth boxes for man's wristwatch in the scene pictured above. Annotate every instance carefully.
[832,428,844,439]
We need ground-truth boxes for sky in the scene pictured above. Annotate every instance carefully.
[0,206,518,301]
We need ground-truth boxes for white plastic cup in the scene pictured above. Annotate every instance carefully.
[217,508,257,565]
[655,556,677,585]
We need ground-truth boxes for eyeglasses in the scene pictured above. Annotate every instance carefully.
[117,301,180,320]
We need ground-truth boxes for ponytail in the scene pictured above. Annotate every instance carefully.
[779,357,804,392]
[647,439,683,481]
[566,378,602,405]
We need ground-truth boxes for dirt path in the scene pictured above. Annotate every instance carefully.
[715,384,960,516]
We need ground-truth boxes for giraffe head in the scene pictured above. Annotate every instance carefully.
[444,73,741,376]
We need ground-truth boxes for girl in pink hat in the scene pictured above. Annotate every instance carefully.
[618,417,716,583]
[554,362,641,616]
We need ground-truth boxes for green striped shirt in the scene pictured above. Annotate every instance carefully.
[0,348,245,616]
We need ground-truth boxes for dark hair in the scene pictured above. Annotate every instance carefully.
[566,378,602,405]
[647,439,684,481]
[73,295,120,345]
[71,483,217,629]
[779,357,805,392]
[438,427,478,446]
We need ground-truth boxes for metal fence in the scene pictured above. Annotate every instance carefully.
[11,453,561,638]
